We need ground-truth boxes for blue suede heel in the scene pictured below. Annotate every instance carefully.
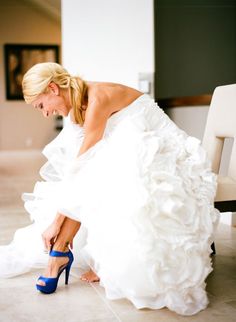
[36,249,74,294]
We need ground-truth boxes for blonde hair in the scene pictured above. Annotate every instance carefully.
[22,62,87,125]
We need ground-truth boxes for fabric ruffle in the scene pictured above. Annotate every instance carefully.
[0,94,219,316]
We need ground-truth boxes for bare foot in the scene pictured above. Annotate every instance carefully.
[37,253,69,286]
[80,269,100,282]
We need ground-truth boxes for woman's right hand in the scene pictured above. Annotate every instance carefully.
[42,222,61,252]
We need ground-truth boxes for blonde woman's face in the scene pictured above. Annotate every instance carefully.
[32,83,70,118]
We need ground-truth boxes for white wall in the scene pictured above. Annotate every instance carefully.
[61,0,154,89]
[166,106,209,141]
[0,0,61,150]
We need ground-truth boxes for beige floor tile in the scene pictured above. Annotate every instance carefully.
[0,272,119,322]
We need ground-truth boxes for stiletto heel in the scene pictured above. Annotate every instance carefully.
[65,264,71,285]
[36,249,74,294]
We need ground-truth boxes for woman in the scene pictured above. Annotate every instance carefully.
[0,62,219,315]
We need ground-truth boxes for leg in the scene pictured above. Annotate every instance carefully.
[54,216,99,283]
[37,216,81,286]
[37,215,99,285]
[53,216,81,252]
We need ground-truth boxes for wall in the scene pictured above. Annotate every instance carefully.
[166,106,209,141]
[0,0,61,150]
[155,0,236,177]
[155,0,236,98]
[61,0,154,90]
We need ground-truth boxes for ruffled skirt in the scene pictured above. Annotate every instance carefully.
[0,94,219,316]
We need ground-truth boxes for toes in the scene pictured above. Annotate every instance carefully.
[80,273,100,283]
[37,280,46,286]
[91,277,100,282]
[80,275,89,282]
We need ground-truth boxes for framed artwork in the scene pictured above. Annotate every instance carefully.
[4,44,59,100]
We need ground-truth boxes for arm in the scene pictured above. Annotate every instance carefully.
[42,95,111,250]
[77,95,110,157]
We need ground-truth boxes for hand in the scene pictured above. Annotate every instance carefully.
[42,222,61,252]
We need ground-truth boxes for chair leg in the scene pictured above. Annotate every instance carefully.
[211,242,216,255]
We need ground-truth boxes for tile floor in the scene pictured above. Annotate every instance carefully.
[0,151,236,322]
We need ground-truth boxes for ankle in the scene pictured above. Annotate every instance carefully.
[52,241,70,253]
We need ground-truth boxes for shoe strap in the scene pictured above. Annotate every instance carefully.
[49,250,70,257]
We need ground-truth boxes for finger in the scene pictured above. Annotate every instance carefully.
[46,239,51,251]
[47,242,51,252]
[42,234,47,251]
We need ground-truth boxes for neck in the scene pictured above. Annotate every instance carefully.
[62,88,72,113]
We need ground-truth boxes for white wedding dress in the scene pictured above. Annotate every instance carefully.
[0,94,219,315]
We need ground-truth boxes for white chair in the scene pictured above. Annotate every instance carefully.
[202,84,236,252]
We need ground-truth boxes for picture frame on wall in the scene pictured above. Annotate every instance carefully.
[4,44,59,100]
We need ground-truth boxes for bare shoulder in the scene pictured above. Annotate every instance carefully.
[86,81,143,116]
[83,85,111,128]
[87,84,110,111]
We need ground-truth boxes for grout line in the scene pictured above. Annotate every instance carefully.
[89,283,123,322]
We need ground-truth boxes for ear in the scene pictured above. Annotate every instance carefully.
[48,82,60,95]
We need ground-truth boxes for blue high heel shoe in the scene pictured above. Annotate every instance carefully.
[36,249,74,294]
